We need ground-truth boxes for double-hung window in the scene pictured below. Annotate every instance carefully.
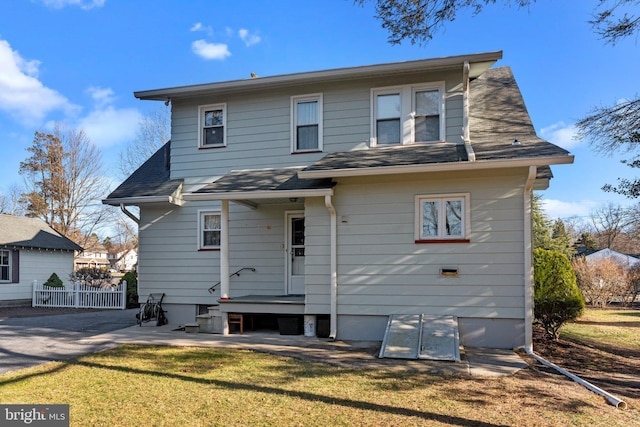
[199,103,226,148]
[415,194,470,242]
[372,83,444,146]
[0,250,10,282]
[199,211,221,250]
[292,94,322,152]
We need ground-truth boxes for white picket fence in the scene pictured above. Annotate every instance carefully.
[32,280,127,310]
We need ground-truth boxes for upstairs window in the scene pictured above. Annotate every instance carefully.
[372,83,444,146]
[199,104,226,148]
[199,211,221,250]
[415,194,469,242]
[292,94,322,152]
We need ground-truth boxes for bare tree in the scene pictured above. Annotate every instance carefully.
[573,256,627,307]
[0,184,26,216]
[356,1,639,45]
[118,106,170,179]
[589,203,633,249]
[19,124,110,240]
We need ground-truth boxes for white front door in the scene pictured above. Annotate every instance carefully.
[286,212,305,295]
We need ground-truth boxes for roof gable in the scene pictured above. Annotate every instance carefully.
[0,214,83,251]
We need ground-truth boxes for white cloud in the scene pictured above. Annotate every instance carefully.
[191,39,231,60]
[75,105,141,148]
[40,0,105,9]
[238,29,261,46]
[86,86,116,109]
[540,121,582,150]
[0,38,77,125]
[540,198,599,219]
[190,22,213,36]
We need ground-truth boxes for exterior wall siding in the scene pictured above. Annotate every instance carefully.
[0,250,74,302]
[169,70,463,182]
[304,168,527,324]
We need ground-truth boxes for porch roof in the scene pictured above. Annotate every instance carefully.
[183,167,334,203]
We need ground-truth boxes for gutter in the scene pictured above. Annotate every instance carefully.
[324,194,338,340]
[525,350,627,409]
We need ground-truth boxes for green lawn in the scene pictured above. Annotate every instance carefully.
[561,309,640,351]
[1,344,636,426]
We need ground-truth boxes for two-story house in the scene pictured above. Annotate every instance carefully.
[104,51,573,350]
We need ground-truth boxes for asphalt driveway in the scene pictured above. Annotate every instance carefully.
[0,308,138,374]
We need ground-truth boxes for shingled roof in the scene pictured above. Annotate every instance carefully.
[0,214,82,251]
[103,141,182,205]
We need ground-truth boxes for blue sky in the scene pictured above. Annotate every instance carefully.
[0,0,638,222]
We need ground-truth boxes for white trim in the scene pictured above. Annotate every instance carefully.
[284,210,305,295]
[197,209,222,250]
[0,249,11,283]
[183,188,334,201]
[135,51,502,100]
[523,166,537,352]
[298,155,575,179]
[291,93,323,153]
[371,82,445,147]
[198,103,227,148]
[415,193,470,240]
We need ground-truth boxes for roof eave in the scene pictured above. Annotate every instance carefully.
[135,51,503,101]
[298,156,574,179]
[102,195,184,206]
[183,188,334,202]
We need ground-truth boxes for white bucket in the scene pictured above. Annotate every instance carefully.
[303,315,317,337]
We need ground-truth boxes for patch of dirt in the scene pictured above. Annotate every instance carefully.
[531,325,640,403]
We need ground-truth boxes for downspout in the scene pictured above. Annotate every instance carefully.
[522,166,626,409]
[523,166,536,353]
[120,204,140,224]
[526,351,626,408]
[462,61,476,162]
[325,194,338,340]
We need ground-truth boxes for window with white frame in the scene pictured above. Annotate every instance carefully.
[415,194,469,241]
[0,250,10,282]
[199,104,227,148]
[291,94,322,152]
[199,211,221,249]
[372,83,444,146]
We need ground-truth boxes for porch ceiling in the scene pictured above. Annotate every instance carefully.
[182,167,334,205]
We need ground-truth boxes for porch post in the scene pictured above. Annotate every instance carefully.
[220,199,230,300]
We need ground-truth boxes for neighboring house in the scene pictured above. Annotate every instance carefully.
[585,248,640,269]
[104,51,573,349]
[108,247,138,272]
[0,214,82,307]
[74,235,110,270]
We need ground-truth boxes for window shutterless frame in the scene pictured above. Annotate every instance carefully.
[415,193,470,242]
[198,210,222,250]
[371,82,445,147]
[0,249,10,282]
[291,94,323,153]
[198,103,227,148]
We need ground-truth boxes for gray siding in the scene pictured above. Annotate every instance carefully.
[169,70,463,181]
[305,168,527,320]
